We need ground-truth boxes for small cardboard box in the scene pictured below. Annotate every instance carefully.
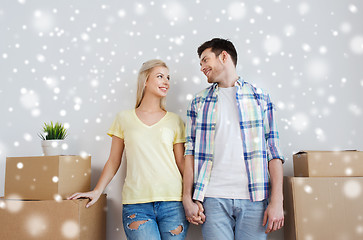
[284,177,363,240]
[5,155,91,200]
[293,150,363,177]
[0,194,107,240]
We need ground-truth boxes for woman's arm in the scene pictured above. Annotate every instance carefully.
[173,142,185,176]
[68,136,124,207]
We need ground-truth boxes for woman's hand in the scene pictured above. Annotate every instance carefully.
[183,198,205,225]
[67,136,124,209]
[67,190,101,208]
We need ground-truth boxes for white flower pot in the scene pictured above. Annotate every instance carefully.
[41,140,65,156]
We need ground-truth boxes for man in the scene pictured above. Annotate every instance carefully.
[183,38,285,239]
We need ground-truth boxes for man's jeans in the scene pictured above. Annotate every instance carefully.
[202,197,268,240]
[122,201,189,240]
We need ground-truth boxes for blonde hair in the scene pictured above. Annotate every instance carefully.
[135,59,168,110]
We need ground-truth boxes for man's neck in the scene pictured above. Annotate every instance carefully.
[217,71,239,88]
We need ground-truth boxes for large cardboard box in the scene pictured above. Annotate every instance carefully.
[5,155,91,200]
[293,150,363,177]
[284,177,363,240]
[0,194,107,240]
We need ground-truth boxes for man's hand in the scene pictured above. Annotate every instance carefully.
[183,198,205,225]
[264,158,284,233]
[195,201,206,222]
[262,200,284,233]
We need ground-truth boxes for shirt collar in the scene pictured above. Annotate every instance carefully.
[235,77,244,87]
[212,76,244,90]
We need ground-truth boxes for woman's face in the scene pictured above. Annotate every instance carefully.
[144,66,170,97]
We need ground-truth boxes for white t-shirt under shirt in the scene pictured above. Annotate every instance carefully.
[205,86,250,199]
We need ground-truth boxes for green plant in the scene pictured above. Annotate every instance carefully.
[38,121,68,140]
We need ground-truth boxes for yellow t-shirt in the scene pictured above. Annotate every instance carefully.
[107,109,185,204]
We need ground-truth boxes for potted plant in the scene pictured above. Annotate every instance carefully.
[38,121,68,156]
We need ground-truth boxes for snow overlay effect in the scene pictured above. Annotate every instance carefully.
[0,1,362,240]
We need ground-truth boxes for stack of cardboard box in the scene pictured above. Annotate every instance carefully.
[284,150,363,240]
[0,155,106,240]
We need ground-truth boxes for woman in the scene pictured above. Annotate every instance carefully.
[68,59,189,239]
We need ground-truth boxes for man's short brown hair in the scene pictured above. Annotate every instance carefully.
[197,38,237,67]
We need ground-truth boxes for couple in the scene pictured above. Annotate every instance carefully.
[68,38,285,240]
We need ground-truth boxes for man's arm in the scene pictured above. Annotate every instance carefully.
[183,97,205,225]
[262,93,285,233]
[183,155,205,225]
[264,94,285,162]
[263,158,284,233]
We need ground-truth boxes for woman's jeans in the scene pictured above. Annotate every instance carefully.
[122,201,189,240]
[202,197,268,240]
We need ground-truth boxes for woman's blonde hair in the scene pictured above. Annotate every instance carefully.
[135,59,168,110]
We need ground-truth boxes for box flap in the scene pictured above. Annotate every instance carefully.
[295,150,358,155]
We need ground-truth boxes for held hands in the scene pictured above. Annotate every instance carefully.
[183,198,206,225]
[67,190,101,208]
[262,200,284,233]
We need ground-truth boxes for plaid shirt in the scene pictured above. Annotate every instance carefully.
[185,78,284,202]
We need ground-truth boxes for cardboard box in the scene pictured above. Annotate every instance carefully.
[0,194,107,240]
[293,150,363,177]
[284,177,363,240]
[5,155,91,200]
